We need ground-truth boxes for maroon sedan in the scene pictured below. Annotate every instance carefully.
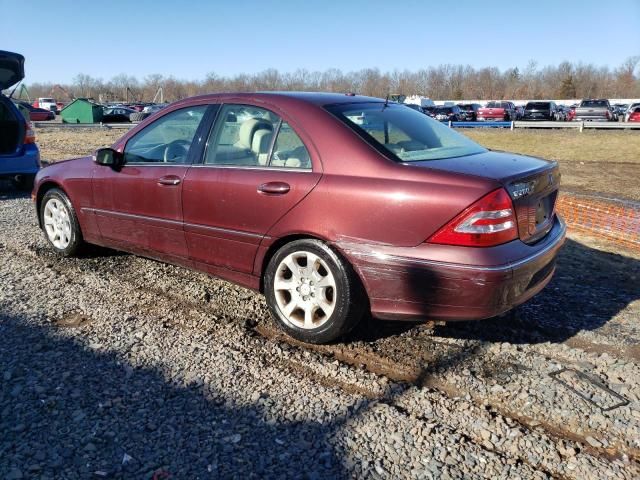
[32,93,565,343]
[19,103,55,121]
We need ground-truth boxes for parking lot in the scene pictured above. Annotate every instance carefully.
[1,128,639,478]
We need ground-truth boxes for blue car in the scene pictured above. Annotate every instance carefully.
[0,50,41,190]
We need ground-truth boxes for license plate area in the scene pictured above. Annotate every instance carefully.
[535,192,554,227]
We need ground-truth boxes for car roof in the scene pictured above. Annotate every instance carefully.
[172,91,385,107]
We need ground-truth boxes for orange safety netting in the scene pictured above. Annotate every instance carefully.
[556,192,640,251]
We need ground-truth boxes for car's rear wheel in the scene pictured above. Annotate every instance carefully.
[40,188,83,256]
[264,239,365,344]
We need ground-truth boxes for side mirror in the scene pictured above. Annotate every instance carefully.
[93,147,122,167]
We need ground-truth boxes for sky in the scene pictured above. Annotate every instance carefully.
[1,0,639,84]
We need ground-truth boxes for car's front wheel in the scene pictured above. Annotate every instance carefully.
[40,188,83,256]
[264,239,365,344]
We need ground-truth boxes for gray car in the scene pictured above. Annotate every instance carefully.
[574,99,612,121]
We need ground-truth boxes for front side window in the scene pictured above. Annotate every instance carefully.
[327,103,486,162]
[124,105,207,164]
[205,105,311,169]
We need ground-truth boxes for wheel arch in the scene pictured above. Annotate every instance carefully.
[258,233,368,302]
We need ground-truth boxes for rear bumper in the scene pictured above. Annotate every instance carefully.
[340,216,566,321]
[574,116,609,121]
[0,144,41,177]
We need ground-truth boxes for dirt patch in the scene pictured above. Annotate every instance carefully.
[54,312,94,328]
[36,128,122,162]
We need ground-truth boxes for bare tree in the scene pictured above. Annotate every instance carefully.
[27,59,640,104]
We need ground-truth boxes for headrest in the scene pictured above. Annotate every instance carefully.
[237,118,272,149]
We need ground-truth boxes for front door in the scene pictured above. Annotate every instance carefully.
[92,105,209,261]
[182,104,321,274]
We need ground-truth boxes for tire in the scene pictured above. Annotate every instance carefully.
[11,174,35,191]
[129,112,149,122]
[264,239,365,344]
[39,188,84,257]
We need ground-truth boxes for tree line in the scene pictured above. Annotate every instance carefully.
[20,57,640,103]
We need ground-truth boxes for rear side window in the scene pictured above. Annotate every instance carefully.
[124,106,207,164]
[271,122,311,169]
[205,105,311,169]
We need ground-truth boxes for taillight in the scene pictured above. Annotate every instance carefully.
[24,122,36,144]
[427,188,518,247]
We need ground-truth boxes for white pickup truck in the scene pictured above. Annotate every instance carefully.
[33,97,58,113]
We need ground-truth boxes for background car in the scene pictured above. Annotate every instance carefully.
[574,99,613,121]
[613,103,628,120]
[102,107,136,122]
[477,101,516,121]
[624,102,640,122]
[15,101,55,121]
[514,105,525,120]
[627,106,640,122]
[0,50,41,190]
[556,105,571,121]
[33,92,565,344]
[433,105,464,121]
[422,106,437,117]
[522,101,558,121]
[456,103,481,121]
[129,103,169,121]
[403,103,425,113]
[143,104,168,114]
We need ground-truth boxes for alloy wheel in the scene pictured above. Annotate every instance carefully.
[43,198,72,250]
[273,250,337,329]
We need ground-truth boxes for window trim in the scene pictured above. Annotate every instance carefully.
[122,104,211,166]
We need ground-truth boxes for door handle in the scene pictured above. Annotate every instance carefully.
[157,175,181,186]
[257,182,290,195]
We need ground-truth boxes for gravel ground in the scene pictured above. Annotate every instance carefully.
[1,180,639,479]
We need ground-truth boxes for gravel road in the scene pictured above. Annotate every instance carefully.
[1,183,639,479]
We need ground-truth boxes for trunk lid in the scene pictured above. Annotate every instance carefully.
[0,51,25,90]
[411,151,560,243]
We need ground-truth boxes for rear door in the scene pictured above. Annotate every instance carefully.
[182,103,322,274]
[91,105,210,262]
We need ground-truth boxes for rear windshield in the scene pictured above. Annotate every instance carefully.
[526,102,551,110]
[580,100,608,108]
[326,103,486,162]
[40,98,55,103]
[435,107,453,113]
[485,102,510,108]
